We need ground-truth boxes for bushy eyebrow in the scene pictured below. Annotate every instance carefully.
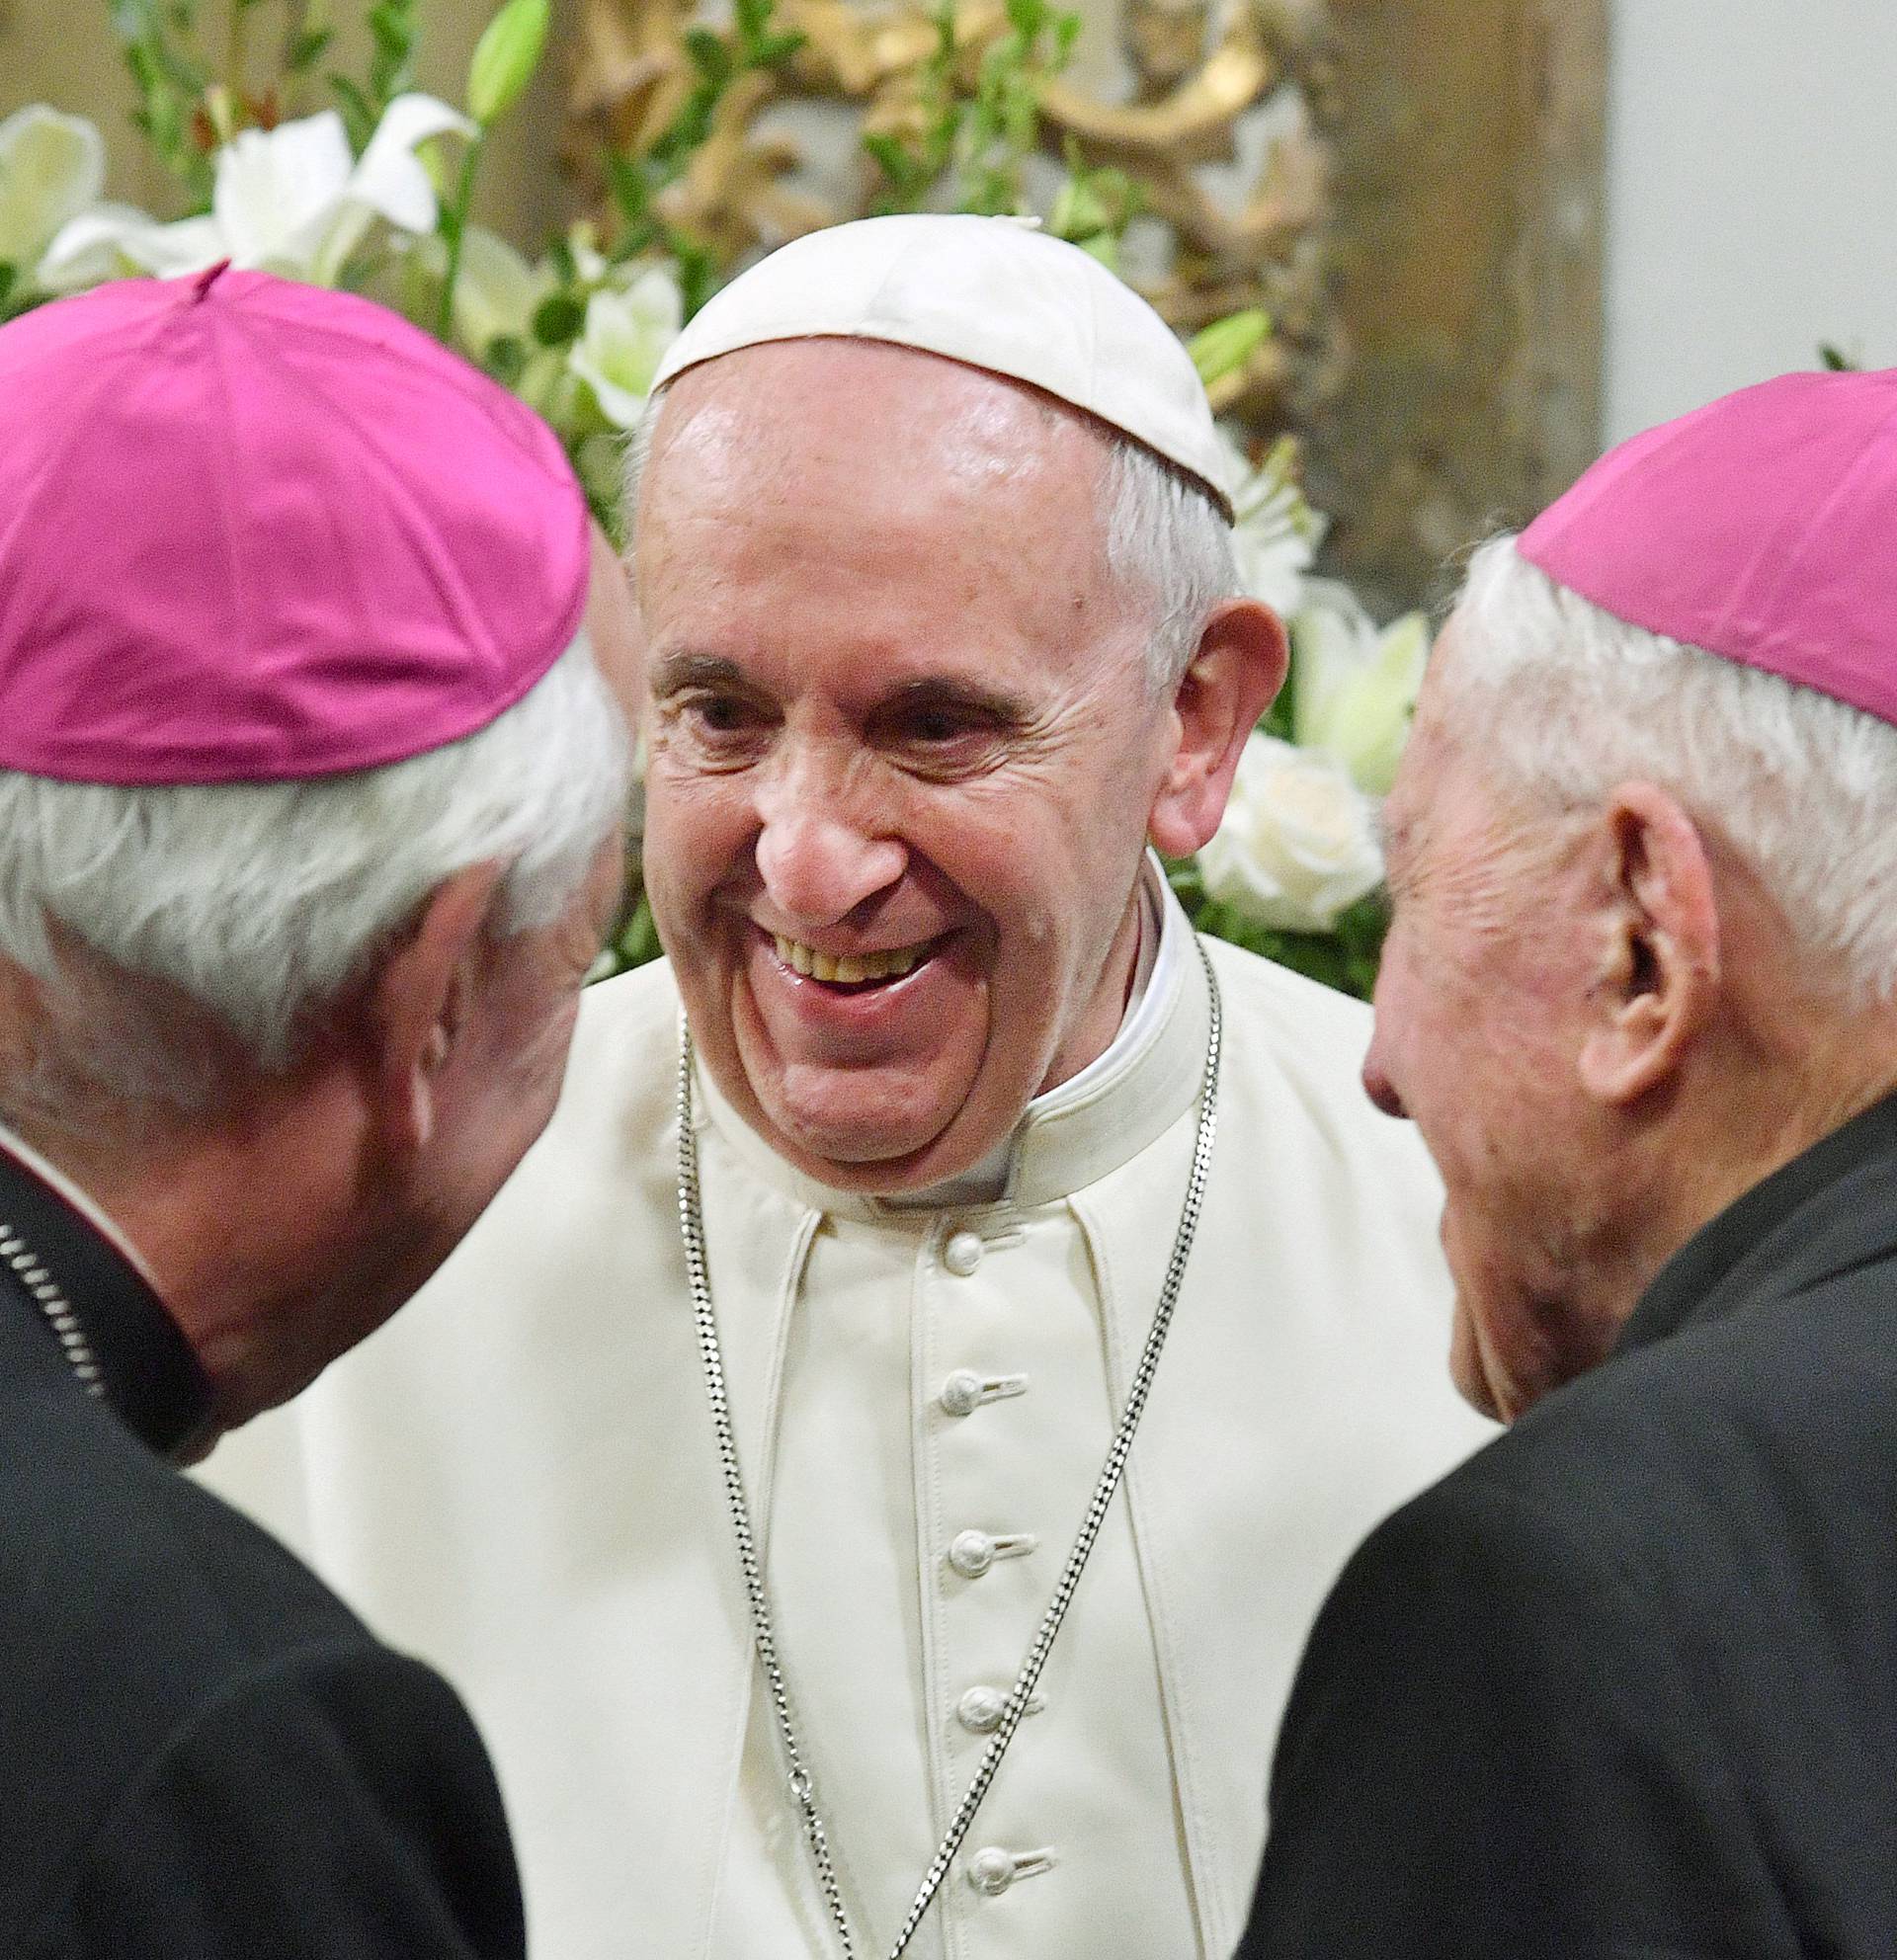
[650,652,749,696]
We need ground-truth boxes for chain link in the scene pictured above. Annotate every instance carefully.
[1,1224,107,1400]
[676,938,1223,1960]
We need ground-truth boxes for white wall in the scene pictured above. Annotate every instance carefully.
[1604,0,1897,445]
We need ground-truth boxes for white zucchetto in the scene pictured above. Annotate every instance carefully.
[647,213,1234,518]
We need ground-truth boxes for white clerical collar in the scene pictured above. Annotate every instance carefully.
[693,851,1211,1217]
[0,1120,161,1285]
[890,852,1176,1207]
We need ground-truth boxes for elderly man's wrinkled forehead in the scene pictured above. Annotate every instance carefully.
[641,337,1117,526]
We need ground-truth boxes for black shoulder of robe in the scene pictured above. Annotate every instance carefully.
[0,1142,526,1960]
[1237,1091,1897,1960]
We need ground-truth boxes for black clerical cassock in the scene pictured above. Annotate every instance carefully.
[0,1140,524,1958]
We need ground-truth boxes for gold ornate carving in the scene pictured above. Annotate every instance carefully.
[568,0,1337,427]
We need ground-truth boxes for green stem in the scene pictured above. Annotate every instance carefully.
[436,133,486,343]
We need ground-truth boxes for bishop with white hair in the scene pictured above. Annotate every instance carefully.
[206,215,1494,1959]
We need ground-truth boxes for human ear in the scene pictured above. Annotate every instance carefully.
[365,862,509,1156]
[1147,599,1288,857]
[1577,783,1720,1105]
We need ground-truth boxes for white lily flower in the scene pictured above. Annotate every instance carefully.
[34,204,225,291]
[567,266,684,430]
[349,94,478,239]
[0,105,105,286]
[212,109,359,273]
[1289,578,1432,797]
[1217,427,1326,621]
[41,94,474,289]
[565,222,610,287]
[451,224,552,355]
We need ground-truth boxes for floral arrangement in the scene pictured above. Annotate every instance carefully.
[0,0,1427,998]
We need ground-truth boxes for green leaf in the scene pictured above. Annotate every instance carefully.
[611,893,664,972]
[0,265,16,308]
[684,27,734,84]
[329,71,375,148]
[288,26,332,69]
[367,0,418,101]
[369,2,408,54]
[672,232,720,318]
[467,0,550,125]
[1189,308,1272,387]
[605,151,652,224]
[864,130,918,183]
[1819,342,1858,372]
[531,291,586,346]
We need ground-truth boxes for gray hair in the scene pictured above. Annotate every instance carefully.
[623,383,1236,693]
[1444,535,1897,1007]
[0,631,631,1122]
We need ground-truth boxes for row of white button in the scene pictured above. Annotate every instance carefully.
[938,1222,1052,1906]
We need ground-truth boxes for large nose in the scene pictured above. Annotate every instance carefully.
[1361,1016,1409,1119]
[754,757,907,929]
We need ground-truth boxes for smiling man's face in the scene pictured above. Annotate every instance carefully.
[633,338,1179,1192]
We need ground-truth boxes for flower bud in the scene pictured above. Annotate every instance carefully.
[1189,309,1270,388]
[468,0,551,127]
[1290,581,1430,796]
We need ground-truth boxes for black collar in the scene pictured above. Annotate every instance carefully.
[0,1142,214,1459]
[1618,1088,1897,1357]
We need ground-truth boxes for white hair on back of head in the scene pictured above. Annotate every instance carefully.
[0,630,631,1123]
[623,384,1236,693]
[1444,534,1897,1008]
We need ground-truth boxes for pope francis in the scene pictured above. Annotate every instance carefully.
[203,215,1493,1960]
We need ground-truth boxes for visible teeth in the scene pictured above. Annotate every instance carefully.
[772,934,930,982]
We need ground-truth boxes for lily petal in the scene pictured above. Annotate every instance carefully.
[1289,578,1380,748]
[349,92,477,235]
[213,110,355,267]
[0,105,106,269]
[39,206,227,286]
[452,224,549,353]
[568,340,648,431]
[568,268,683,427]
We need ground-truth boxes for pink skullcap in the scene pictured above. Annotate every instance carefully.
[1519,367,1897,726]
[0,267,589,785]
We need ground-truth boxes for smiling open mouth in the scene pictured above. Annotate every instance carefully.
[771,932,940,989]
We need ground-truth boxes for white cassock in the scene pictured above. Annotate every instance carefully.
[202,860,1494,1960]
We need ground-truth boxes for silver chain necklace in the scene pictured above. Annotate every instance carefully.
[676,937,1223,1960]
[1,1221,107,1400]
